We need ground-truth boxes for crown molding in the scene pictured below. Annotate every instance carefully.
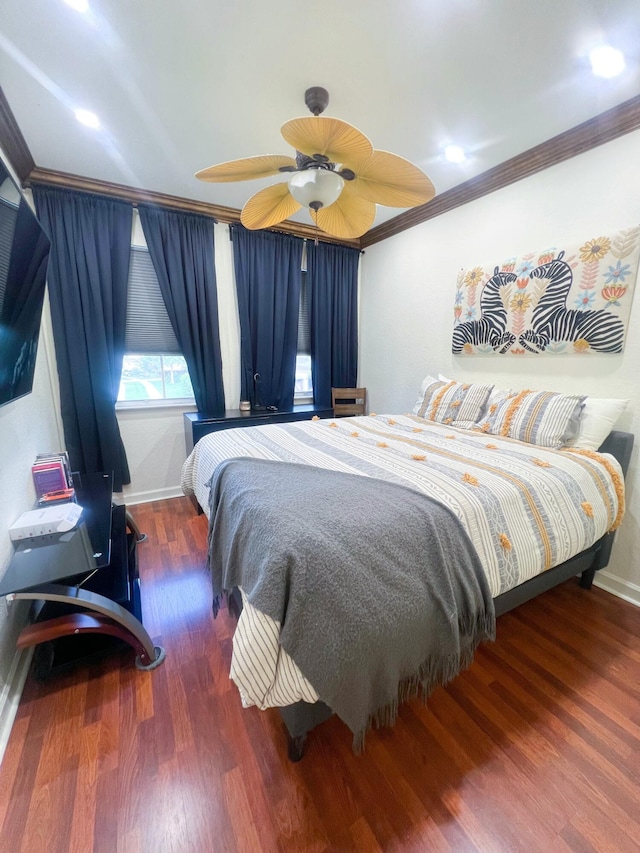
[0,88,36,183]
[8,88,640,251]
[25,166,362,248]
[361,93,640,248]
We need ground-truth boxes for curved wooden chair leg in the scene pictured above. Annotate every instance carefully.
[11,583,163,670]
[17,611,147,658]
[16,611,165,669]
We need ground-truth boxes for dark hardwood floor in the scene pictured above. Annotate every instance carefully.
[1,495,639,852]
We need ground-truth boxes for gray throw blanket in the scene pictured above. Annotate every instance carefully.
[207,458,496,751]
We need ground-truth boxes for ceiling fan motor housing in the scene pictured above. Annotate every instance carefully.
[304,86,329,116]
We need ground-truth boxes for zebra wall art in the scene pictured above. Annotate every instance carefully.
[520,252,625,353]
[452,227,638,356]
[452,267,517,354]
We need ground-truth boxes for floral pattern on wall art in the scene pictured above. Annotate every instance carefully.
[452,226,639,355]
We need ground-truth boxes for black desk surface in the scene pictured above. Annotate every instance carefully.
[0,472,113,596]
[185,403,332,424]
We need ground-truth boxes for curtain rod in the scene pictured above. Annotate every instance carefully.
[29,178,363,250]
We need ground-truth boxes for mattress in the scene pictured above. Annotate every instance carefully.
[181,413,623,710]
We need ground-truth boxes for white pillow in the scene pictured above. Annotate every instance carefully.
[563,397,629,451]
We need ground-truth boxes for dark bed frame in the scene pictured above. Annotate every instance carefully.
[227,429,634,761]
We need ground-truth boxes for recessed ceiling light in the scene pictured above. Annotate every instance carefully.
[74,109,100,129]
[444,145,466,164]
[64,0,90,12]
[589,45,625,79]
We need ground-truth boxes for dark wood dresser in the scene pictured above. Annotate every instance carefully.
[184,404,333,455]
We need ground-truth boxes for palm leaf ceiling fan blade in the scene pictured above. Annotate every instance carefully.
[281,116,373,171]
[353,150,436,207]
[313,185,376,239]
[195,154,297,183]
[240,182,302,230]
[196,88,436,239]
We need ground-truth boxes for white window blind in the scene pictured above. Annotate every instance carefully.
[124,246,180,354]
[297,270,310,356]
[0,196,18,308]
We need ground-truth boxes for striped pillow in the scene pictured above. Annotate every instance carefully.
[412,376,494,428]
[478,389,585,448]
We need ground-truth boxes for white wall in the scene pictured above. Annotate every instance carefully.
[119,220,240,505]
[359,128,640,602]
[0,158,63,755]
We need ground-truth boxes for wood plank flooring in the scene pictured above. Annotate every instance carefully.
[1,495,639,852]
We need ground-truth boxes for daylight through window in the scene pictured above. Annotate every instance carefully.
[119,245,195,403]
[118,354,194,402]
[295,268,313,399]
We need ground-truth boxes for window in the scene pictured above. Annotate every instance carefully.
[295,267,313,399]
[295,353,313,397]
[119,354,194,401]
[118,245,195,404]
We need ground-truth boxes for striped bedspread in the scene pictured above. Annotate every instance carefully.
[181,413,623,709]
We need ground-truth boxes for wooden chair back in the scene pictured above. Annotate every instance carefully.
[331,387,367,417]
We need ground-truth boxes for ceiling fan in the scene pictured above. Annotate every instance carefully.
[195,87,436,240]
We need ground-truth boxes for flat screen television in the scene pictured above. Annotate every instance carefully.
[0,155,51,407]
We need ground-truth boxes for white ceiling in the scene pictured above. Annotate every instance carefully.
[2,0,639,232]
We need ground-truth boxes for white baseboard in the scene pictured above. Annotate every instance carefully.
[0,647,33,766]
[594,570,640,608]
[116,485,186,507]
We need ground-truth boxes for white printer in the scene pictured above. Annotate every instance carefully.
[9,503,84,541]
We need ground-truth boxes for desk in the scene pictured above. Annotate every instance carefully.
[184,403,333,455]
[0,473,164,674]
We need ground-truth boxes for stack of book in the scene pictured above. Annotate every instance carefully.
[32,452,74,500]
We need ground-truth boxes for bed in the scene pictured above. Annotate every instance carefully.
[181,391,633,759]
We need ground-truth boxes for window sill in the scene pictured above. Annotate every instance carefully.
[118,397,312,412]
[116,398,196,413]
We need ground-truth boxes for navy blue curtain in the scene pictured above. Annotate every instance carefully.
[138,205,225,415]
[33,185,132,490]
[307,241,360,409]
[231,224,303,410]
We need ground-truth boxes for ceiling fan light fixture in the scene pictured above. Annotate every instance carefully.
[288,169,344,210]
